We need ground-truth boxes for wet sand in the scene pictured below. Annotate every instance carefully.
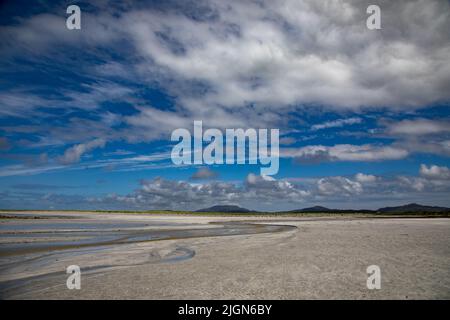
[0,212,449,299]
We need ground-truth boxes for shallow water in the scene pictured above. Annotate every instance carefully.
[0,213,296,298]
[0,215,295,257]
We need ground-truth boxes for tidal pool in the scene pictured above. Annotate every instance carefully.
[0,213,295,257]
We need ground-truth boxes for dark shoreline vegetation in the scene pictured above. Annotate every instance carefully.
[1,202,450,218]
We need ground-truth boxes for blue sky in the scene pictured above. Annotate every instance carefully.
[0,0,449,211]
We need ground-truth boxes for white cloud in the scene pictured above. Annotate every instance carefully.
[122,0,450,112]
[4,164,450,210]
[395,164,450,193]
[419,164,450,180]
[0,0,449,196]
[2,0,449,131]
[397,176,426,192]
[380,119,450,157]
[283,144,408,163]
[89,174,312,210]
[279,137,296,145]
[355,173,377,183]
[387,119,450,136]
[245,173,310,203]
[311,117,362,131]
[58,138,106,165]
[317,176,363,196]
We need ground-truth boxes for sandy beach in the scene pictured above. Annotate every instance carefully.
[0,212,449,299]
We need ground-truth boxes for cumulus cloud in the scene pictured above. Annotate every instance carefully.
[355,173,377,183]
[396,176,426,192]
[380,118,450,157]
[2,0,450,130]
[419,164,450,180]
[0,0,448,172]
[97,177,244,209]
[396,164,450,193]
[86,174,311,210]
[4,164,450,210]
[244,173,310,203]
[285,144,408,163]
[58,138,106,165]
[0,0,449,210]
[123,0,450,111]
[317,176,363,196]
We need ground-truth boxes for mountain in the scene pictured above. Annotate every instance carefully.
[377,203,450,213]
[287,203,450,214]
[289,206,333,213]
[288,205,374,213]
[195,205,254,213]
[195,203,450,214]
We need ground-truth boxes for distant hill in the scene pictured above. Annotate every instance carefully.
[377,203,450,213]
[195,205,254,213]
[289,206,333,213]
[287,203,450,214]
[288,205,373,214]
[195,203,450,214]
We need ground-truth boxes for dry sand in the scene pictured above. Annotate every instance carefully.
[0,212,449,299]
